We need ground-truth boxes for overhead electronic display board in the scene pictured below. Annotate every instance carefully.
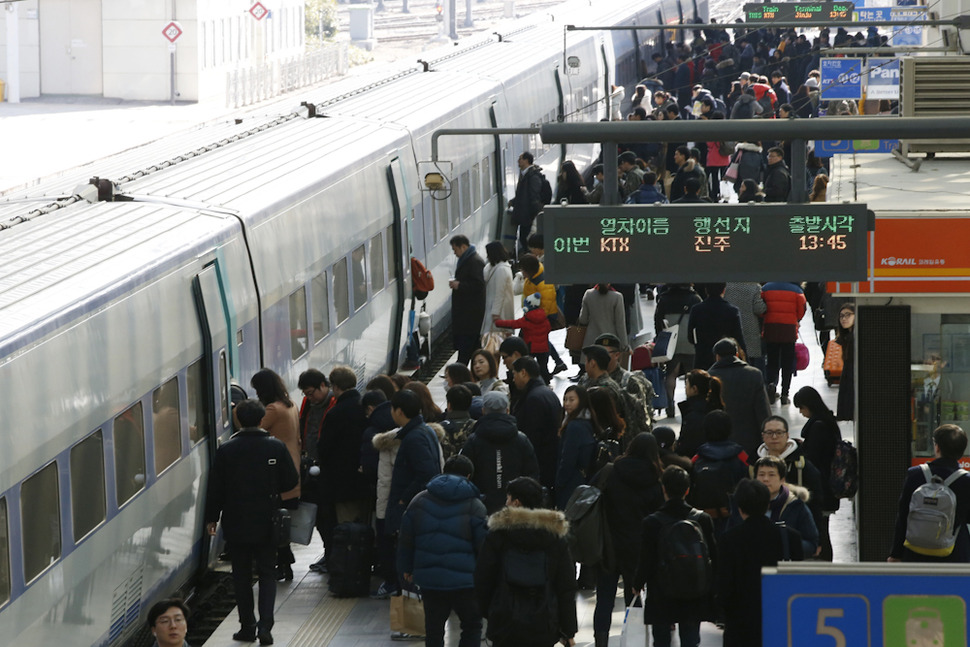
[743,2,854,22]
[543,204,872,284]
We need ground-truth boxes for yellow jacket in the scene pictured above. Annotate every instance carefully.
[524,262,559,316]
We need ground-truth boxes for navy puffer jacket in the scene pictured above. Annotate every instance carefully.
[397,474,488,590]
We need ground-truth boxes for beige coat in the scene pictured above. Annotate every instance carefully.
[262,401,301,501]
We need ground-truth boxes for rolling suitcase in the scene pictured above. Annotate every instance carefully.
[328,522,374,597]
[823,340,843,386]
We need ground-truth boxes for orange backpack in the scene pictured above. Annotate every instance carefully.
[411,257,435,300]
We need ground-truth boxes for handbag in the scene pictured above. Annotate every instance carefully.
[482,331,504,356]
[389,591,425,636]
[794,329,810,372]
[289,501,318,545]
[723,152,741,182]
[620,594,646,647]
[565,324,587,352]
[268,457,291,548]
[652,315,681,363]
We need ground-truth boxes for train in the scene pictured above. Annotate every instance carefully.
[0,0,706,642]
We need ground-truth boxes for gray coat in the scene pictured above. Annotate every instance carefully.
[723,282,767,359]
[578,287,628,351]
[708,357,772,457]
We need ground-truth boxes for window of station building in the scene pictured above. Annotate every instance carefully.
[333,257,350,324]
[153,378,182,476]
[0,499,9,606]
[352,245,367,310]
[449,181,461,229]
[311,272,330,343]
[471,164,481,210]
[370,234,385,294]
[21,462,61,583]
[289,286,309,360]
[114,402,146,506]
[460,172,471,219]
[186,360,208,444]
[70,430,106,542]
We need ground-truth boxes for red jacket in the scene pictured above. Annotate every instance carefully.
[496,308,551,354]
[762,282,806,343]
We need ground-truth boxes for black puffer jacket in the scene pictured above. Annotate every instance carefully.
[475,506,577,645]
[460,413,540,513]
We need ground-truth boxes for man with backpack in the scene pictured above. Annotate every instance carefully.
[890,424,970,562]
[688,410,749,533]
[634,465,716,647]
[475,477,577,647]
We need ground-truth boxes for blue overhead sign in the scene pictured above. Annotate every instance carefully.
[763,564,970,647]
[820,58,864,100]
[891,6,926,45]
[854,6,892,21]
[815,139,899,155]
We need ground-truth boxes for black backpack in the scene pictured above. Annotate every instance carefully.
[688,455,739,515]
[538,172,553,206]
[587,435,622,480]
[489,547,559,645]
[655,511,712,600]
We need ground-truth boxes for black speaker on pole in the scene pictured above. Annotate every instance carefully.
[856,305,912,562]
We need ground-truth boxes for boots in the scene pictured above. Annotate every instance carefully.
[594,631,609,647]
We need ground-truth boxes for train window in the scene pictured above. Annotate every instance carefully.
[471,164,481,209]
[449,181,460,229]
[370,234,385,293]
[333,257,350,324]
[0,499,8,605]
[386,225,400,283]
[434,198,448,241]
[289,286,309,360]
[153,378,182,475]
[70,431,106,542]
[352,245,367,310]
[482,156,491,199]
[187,360,208,444]
[114,402,146,506]
[219,351,229,429]
[460,172,471,219]
[311,272,330,342]
[21,462,61,583]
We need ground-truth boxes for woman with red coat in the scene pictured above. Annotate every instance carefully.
[496,292,552,382]
[761,282,807,405]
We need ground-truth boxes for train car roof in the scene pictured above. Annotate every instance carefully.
[117,115,411,216]
[0,201,236,354]
[828,152,970,216]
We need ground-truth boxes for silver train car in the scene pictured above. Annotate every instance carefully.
[0,0,706,643]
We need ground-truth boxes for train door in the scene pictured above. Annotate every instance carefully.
[386,158,413,373]
[489,101,517,250]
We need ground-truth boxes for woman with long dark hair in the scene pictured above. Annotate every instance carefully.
[250,368,301,580]
[793,385,842,560]
[555,385,599,510]
[470,348,508,394]
[677,369,724,459]
[591,432,664,646]
[835,303,855,420]
[555,160,589,205]
[587,386,626,447]
[482,241,514,346]
[404,381,443,422]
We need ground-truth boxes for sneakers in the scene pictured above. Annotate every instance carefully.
[391,632,425,641]
[552,362,568,376]
[370,581,399,600]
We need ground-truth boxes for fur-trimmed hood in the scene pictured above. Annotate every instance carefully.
[787,483,810,503]
[736,141,763,153]
[372,429,401,452]
[487,506,569,538]
[427,421,447,443]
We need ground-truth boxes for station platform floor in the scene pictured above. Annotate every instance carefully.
[202,297,857,647]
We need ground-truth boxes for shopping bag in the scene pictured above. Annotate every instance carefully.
[389,591,425,636]
[289,501,318,546]
[620,595,646,647]
[723,153,741,182]
[565,325,587,352]
[482,332,504,356]
[795,342,810,371]
[652,324,679,363]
